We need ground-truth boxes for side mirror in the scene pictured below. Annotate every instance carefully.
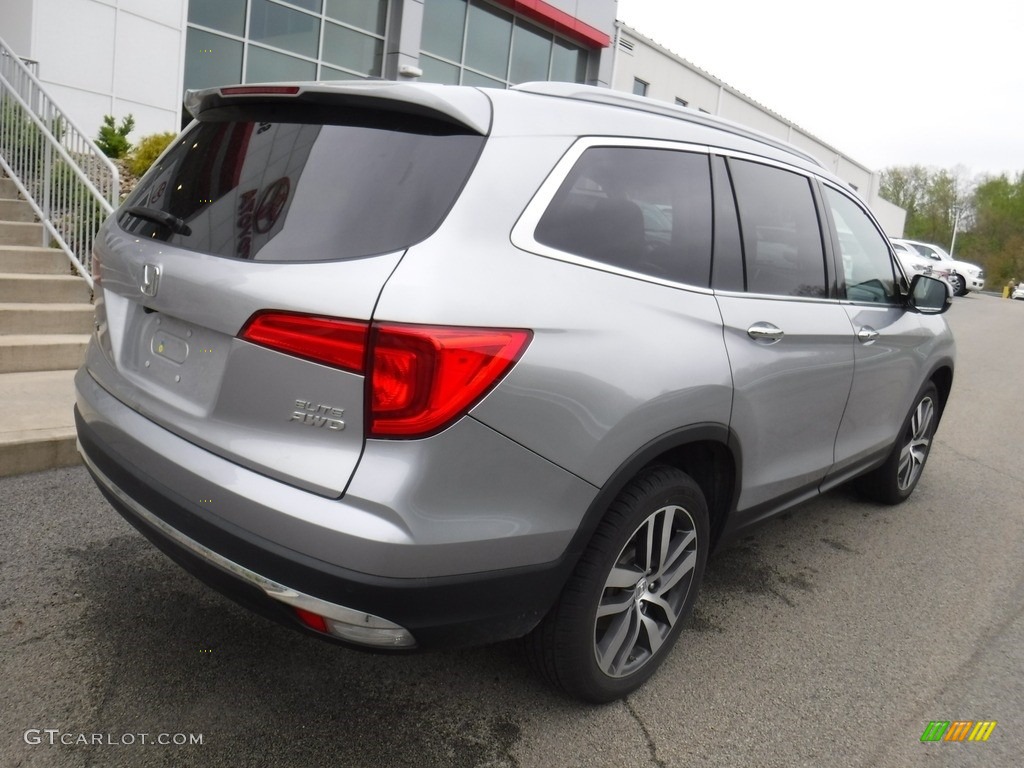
[908,274,952,314]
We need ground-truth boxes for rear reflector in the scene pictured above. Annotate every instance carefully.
[293,607,329,633]
[238,312,531,438]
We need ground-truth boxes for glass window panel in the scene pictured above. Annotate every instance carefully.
[551,38,586,83]
[320,65,364,81]
[323,23,383,76]
[535,147,712,286]
[326,0,387,35]
[729,159,826,298]
[118,112,486,262]
[250,0,320,58]
[421,0,467,62]
[825,187,897,303]
[287,0,323,12]
[184,28,243,90]
[462,70,505,88]
[419,55,461,85]
[465,0,511,79]
[246,45,317,83]
[509,21,550,84]
[188,0,246,37]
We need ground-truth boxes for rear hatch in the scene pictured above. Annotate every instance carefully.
[86,83,489,496]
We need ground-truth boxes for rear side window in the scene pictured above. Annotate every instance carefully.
[728,159,827,298]
[534,147,713,287]
[118,106,485,262]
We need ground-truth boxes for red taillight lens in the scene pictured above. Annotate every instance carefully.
[239,311,368,373]
[368,324,532,438]
[238,313,531,438]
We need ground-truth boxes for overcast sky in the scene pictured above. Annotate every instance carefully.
[616,0,1023,179]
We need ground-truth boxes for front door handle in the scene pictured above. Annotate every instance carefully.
[747,322,784,344]
[857,327,879,344]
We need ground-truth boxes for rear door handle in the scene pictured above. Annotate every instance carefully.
[747,322,784,344]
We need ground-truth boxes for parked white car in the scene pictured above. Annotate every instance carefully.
[891,239,955,289]
[1012,283,1024,300]
[893,238,984,296]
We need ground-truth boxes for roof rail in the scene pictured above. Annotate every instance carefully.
[512,82,823,169]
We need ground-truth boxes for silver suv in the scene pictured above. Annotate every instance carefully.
[75,81,955,702]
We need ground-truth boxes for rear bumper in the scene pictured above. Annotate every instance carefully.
[74,369,594,650]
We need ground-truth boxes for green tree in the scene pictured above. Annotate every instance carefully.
[95,114,135,158]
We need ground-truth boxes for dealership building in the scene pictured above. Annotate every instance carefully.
[0,0,903,231]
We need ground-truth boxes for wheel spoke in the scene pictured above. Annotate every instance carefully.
[639,613,665,655]
[596,604,640,675]
[657,549,697,594]
[639,518,655,573]
[653,529,695,584]
[605,564,643,590]
[597,589,635,618]
[642,593,678,627]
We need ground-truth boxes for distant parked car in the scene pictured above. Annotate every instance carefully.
[891,239,955,289]
[893,238,984,296]
[1012,283,1024,300]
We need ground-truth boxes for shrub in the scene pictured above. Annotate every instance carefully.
[128,132,177,177]
[96,114,135,158]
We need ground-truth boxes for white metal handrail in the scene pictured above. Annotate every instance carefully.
[0,34,119,288]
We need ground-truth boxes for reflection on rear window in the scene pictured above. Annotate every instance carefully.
[119,111,484,262]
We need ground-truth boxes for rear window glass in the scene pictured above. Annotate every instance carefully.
[118,105,485,261]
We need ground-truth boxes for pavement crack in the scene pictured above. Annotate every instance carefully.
[623,697,667,768]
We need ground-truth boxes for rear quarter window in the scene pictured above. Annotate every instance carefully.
[119,106,485,262]
[534,146,713,287]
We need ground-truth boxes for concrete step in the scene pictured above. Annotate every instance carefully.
[0,245,70,275]
[0,303,94,334]
[0,334,90,373]
[0,220,45,247]
[0,177,20,198]
[0,273,91,303]
[0,198,36,222]
[0,369,80,477]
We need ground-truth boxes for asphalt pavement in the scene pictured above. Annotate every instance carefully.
[2,293,1022,767]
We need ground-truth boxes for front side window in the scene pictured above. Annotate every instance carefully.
[534,146,713,287]
[825,187,897,303]
[728,159,827,298]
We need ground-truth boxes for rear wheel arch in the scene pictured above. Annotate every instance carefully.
[565,425,738,576]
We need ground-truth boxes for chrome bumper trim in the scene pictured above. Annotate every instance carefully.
[78,440,415,646]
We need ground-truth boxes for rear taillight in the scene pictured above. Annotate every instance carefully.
[369,323,531,438]
[239,313,531,439]
[239,312,368,373]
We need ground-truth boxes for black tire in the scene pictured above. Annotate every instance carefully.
[526,465,709,703]
[855,382,940,505]
[949,273,967,296]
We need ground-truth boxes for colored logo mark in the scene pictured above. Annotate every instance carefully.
[920,720,997,742]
